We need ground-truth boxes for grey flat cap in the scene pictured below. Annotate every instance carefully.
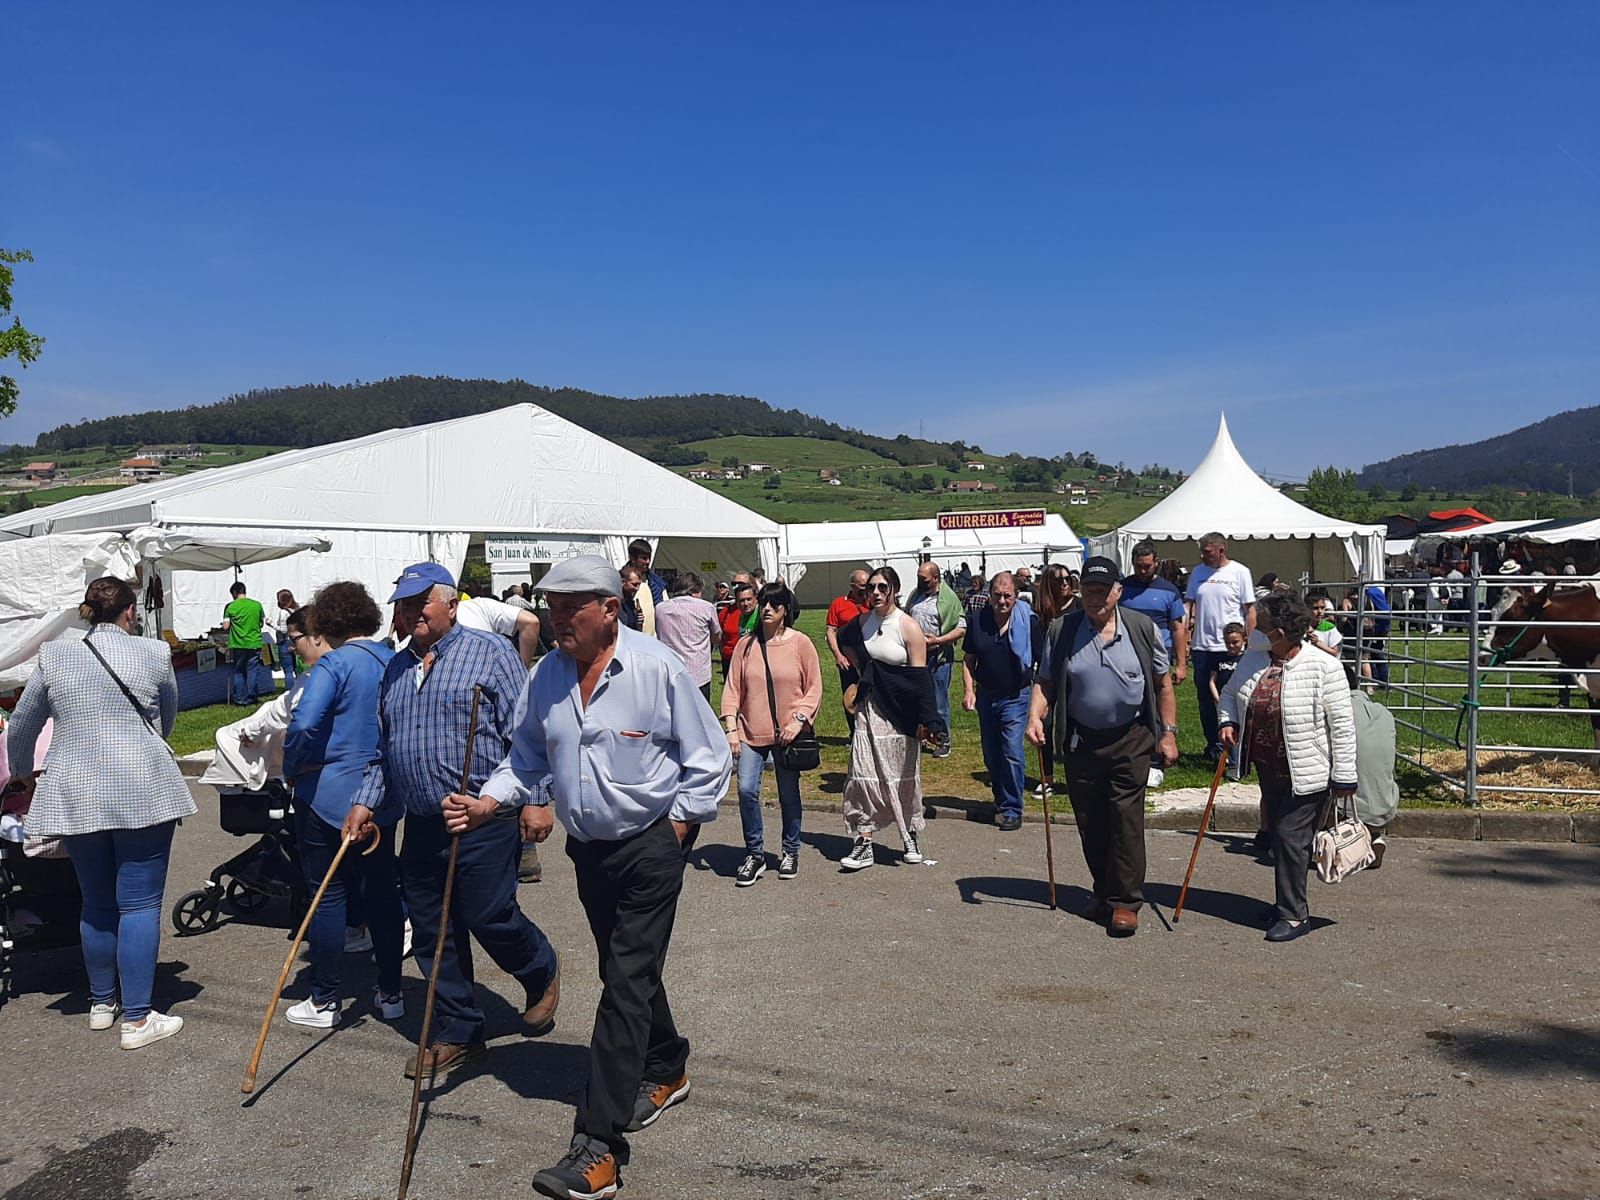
[538,554,624,598]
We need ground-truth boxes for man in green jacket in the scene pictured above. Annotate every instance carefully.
[912,561,967,758]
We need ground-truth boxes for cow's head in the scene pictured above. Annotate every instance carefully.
[1483,582,1555,664]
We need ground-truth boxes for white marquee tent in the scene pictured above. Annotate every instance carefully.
[780,514,1084,608]
[0,404,780,638]
[1088,415,1386,584]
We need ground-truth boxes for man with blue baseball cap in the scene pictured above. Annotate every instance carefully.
[348,562,560,1080]
[480,555,731,1200]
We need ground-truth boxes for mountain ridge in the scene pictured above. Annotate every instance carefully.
[1358,404,1598,495]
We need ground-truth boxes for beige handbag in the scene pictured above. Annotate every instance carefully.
[1314,794,1375,884]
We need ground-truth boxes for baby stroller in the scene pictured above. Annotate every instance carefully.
[169,780,305,935]
[174,712,306,936]
[0,831,83,1004]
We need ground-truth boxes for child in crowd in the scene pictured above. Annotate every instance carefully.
[1210,622,1248,785]
[1306,589,1343,657]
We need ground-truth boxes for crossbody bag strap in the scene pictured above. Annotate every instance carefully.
[757,634,782,741]
[82,636,162,739]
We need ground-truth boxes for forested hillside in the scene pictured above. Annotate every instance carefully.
[1359,404,1600,495]
[34,376,968,469]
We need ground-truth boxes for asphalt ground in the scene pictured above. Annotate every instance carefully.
[2,783,1598,1200]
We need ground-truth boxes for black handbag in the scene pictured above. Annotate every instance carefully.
[757,634,820,772]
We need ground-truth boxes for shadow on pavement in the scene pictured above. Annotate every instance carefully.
[1427,844,1600,889]
[1427,1021,1600,1076]
[1144,882,1265,928]
[955,874,1094,915]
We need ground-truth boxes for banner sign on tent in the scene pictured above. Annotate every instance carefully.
[485,535,606,565]
[937,508,1046,532]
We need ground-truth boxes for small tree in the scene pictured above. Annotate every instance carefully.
[721,454,740,469]
[0,249,45,418]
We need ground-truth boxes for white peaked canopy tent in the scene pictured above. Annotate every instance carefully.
[1088,415,1386,584]
[780,514,1084,608]
[0,404,780,637]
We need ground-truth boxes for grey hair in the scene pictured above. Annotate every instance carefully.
[1199,532,1227,550]
[429,583,459,602]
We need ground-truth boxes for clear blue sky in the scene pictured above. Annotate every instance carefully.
[6,2,1596,477]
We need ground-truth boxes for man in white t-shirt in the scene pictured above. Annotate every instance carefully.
[457,594,541,668]
[1185,532,1256,761]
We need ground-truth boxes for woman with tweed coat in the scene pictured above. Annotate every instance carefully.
[6,576,196,1048]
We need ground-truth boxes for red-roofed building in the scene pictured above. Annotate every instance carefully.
[22,462,56,482]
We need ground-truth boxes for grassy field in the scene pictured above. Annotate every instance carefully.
[682,435,895,472]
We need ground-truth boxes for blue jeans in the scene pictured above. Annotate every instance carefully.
[736,743,803,856]
[277,635,298,691]
[931,659,953,745]
[976,688,1030,820]
[1192,649,1227,755]
[401,812,558,1046]
[295,808,404,1004]
[230,647,267,704]
[63,821,178,1022]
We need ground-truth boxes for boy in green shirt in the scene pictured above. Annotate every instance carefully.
[223,582,268,705]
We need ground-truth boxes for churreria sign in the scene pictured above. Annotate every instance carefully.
[936,508,1046,532]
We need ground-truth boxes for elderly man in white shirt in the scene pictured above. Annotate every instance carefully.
[481,556,730,1200]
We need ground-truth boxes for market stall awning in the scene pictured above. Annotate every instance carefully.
[129,525,332,571]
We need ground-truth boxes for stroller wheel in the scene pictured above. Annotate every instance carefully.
[172,889,222,936]
[226,880,270,913]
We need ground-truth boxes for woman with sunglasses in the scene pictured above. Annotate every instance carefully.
[1031,566,1079,799]
[721,583,823,885]
[835,567,944,871]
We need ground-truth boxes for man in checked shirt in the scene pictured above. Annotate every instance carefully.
[480,556,732,1200]
[346,562,560,1079]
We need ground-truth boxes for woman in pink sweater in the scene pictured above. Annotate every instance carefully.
[721,583,823,886]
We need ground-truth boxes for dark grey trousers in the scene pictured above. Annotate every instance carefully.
[1259,773,1329,923]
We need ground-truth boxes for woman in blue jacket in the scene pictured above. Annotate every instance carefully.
[283,581,402,1027]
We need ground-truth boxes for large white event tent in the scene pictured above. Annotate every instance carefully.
[0,404,779,639]
[780,514,1084,608]
[1088,415,1386,584]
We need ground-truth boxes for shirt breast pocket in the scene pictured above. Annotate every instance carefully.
[603,729,660,782]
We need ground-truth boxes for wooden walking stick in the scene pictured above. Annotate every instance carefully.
[241,826,382,1093]
[397,684,482,1200]
[1036,744,1056,910]
[1173,752,1230,923]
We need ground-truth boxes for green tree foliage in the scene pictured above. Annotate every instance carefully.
[762,473,782,490]
[1305,465,1368,522]
[720,454,740,469]
[0,249,45,419]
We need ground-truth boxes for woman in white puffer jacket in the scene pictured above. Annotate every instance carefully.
[1218,592,1357,943]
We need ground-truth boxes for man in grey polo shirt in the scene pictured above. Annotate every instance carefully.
[1027,556,1179,937]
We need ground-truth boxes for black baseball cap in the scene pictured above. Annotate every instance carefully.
[1080,556,1120,586]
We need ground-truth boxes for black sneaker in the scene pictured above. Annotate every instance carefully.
[777,851,798,879]
[623,1071,691,1132]
[532,1138,622,1199]
[734,852,766,887]
[995,814,1022,832]
[841,836,875,871]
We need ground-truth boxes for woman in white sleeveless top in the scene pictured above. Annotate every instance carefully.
[838,566,934,871]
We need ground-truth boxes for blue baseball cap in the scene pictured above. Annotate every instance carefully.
[389,562,456,603]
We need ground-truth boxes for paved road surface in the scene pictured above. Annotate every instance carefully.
[2,784,1597,1199]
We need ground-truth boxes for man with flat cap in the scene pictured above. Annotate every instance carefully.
[480,555,731,1200]
[1027,556,1179,937]
[348,562,560,1078]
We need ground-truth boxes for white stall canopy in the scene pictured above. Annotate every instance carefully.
[1088,414,1387,584]
[0,404,780,637]
[780,514,1084,607]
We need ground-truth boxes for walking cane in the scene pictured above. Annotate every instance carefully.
[1173,752,1230,923]
[241,826,381,1093]
[1035,744,1056,910]
[397,685,482,1200]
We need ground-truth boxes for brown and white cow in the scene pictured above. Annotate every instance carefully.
[1485,581,1600,747]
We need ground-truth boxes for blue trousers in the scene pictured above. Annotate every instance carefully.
[976,688,1030,820]
[230,647,267,704]
[736,743,803,856]
[277,635,298,691]
[401,811,557,1046]
[63,821,178,1022]
[931,660,953,745]
[295,808,404,1004]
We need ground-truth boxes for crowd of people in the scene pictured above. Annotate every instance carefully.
[2,530,1403,1197]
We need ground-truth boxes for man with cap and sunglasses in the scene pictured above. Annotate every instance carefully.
[346,562,561,1079]
[1026,556,1179,937]
[479,555,731,1200]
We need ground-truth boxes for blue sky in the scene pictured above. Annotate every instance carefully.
[5,3,1596,477]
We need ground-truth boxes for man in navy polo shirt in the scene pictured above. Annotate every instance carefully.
[1119,542,1189,685]
[960,572,1043,832]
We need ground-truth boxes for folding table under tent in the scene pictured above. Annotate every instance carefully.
[0,404,780,639]
[1087,415,1387,586]
[779,514,1084,608]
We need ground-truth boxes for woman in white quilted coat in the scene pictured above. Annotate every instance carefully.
[1218,591,1356,944]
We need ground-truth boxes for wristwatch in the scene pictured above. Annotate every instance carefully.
[1160,723,1179,735]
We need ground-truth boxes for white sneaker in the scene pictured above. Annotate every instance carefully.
[89,1001,122,1031]
[402,919,413,958]
[285,998,339,1029]
[120,1011,183,1049]
[343,926,374,954]
[1032,782,1053,799]
[373,989,405,1021]
[901,830,925,865]
[841,836,876,871]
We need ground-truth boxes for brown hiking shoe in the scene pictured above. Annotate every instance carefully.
[523,955,560,1035]
[532,1139,621,1200]
[518,842,543,883]
[623,1071,691,1132]
[402,1040,485,1079]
